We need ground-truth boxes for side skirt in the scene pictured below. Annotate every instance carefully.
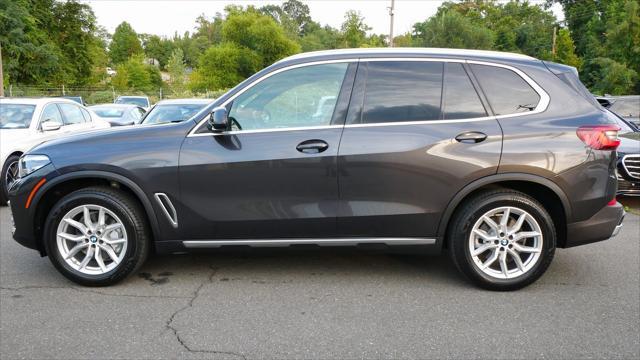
[182,237,436,249]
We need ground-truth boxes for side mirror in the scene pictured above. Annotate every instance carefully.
[41,120,62,132]
[207,107,229,132]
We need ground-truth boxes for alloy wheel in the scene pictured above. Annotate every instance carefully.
[5,160,19,190]
[56,204,128,275]
[468,206,543,279]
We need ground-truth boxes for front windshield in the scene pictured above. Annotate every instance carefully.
[91,108,125,118]
[142,103,207,124]
[116,97,148,107]
[0,104,36,129]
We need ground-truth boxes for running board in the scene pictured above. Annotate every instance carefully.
[182,237,436,248]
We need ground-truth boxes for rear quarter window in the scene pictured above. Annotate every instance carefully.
[470,64,540,116]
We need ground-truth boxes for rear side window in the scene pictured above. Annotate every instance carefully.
[361,61,443,123]
[443,63,487,119]
[41,104,64,125]
[59,103,86,125]
[470,64,540,116]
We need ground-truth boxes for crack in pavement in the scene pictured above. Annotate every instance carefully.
[165,265,247,360]
[0,285,191,299]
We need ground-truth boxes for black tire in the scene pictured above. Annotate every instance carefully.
[0,154,21,206]
[448,189,556,291]
[43,186,149,286]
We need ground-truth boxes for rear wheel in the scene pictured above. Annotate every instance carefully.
[43,187,149,286]
[448,189,556,291]
[0,155,20,206]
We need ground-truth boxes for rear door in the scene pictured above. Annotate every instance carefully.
[179,62,356,239]
[336,60,503,238]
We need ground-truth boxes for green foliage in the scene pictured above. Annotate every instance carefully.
[189,43,261,91]
[222,8,300,67]
[588,57,638,95]
[167,48,186,93]
[142,34,175,69]
[109,22,142,65]
[554,28,582,69]
[339,11,371,48]
[413,10,494,49]
[112,54,160,91]
[87,90,115,105]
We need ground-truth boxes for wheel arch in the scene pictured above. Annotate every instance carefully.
[438,173,572,248]
[31,171,160,255]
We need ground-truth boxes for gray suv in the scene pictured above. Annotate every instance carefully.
[8,48,625,290]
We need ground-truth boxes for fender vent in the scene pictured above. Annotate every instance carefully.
[154,193,178,228]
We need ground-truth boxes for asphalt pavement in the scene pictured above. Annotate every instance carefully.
[1,206,638,359]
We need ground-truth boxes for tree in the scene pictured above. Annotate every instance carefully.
[554,28,582,68]
[222,7,300,67]
[340,11,371,48]
[412,10,494,49]
[109,22,142,65]
[167,48,186,93]
[189,43,261,91]
[588,57,638,95]
[112,54,160,91]
[142,34,174,69]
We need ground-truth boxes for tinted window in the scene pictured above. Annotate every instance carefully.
[470,64,540,116]
[361,61,443,123]
[80,108,92,122]
[92,108,125,118]
[229,63,348,130]
[41,104,64,125]
[0,104,35,129]
[59,103,86,125]
[610,98,640,118]
[443,63,487,119]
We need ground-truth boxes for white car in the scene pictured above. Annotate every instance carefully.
[0,98,111,205]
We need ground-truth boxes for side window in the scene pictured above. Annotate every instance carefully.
[58,103,86,125]
[443,63,487,119]
[470,64,541,116]
[228,63,349,131]
[130,109,142,121]
[40,104,64,125]
[80,108,92,122]
[361,61,443,124]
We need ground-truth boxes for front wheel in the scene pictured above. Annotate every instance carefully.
[0,155,20,206]
[43,187,149,286]
[448,189,556,291]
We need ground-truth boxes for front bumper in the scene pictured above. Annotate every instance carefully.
[565,202,625,248]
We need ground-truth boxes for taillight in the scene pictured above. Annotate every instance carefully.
[607,198,617,206]
[576,125,621,150]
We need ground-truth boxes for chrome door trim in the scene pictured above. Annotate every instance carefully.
[182,237,436,248]
[154,193,178,228]
[188,57,550,137]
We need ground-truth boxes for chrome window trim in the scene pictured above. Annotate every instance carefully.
[183,237,436,248]
[622,154,640,180]
[188,57,550,137]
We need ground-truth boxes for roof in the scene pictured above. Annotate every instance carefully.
[277,47,537,65]
[0,97,79,105]
[89,104,141,109]
[155,98,213,105]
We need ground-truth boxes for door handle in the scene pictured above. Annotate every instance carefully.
[296,139,329,154]
[455,131,487,143]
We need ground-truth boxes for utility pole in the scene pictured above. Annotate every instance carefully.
[0,42,4,97]
[388,0,395,47]
[552,26,557,57]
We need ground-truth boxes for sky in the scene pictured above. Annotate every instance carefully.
[82,0,564,38]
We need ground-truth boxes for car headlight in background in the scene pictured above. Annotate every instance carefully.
[18,155,51,178]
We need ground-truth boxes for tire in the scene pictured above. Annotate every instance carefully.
[0,154,21,207]
[448,189,556,291]
[43,186,149,286]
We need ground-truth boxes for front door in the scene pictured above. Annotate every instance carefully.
[337,60,503,238]
[179,62,356,239]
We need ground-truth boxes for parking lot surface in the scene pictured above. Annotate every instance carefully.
[1,206,638,359]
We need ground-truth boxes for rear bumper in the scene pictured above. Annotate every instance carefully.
[564,202,625,248]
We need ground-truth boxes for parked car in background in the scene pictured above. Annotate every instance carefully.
[0,98,111,205]
[609,95,639,127]
[114,95,151,110]
[62,96,86,106]
[609,110,640,196]
[141,98,211,125]
[89,104,146,126]
[7,48,625,290]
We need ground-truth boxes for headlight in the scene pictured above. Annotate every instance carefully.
[18,155,51,178]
